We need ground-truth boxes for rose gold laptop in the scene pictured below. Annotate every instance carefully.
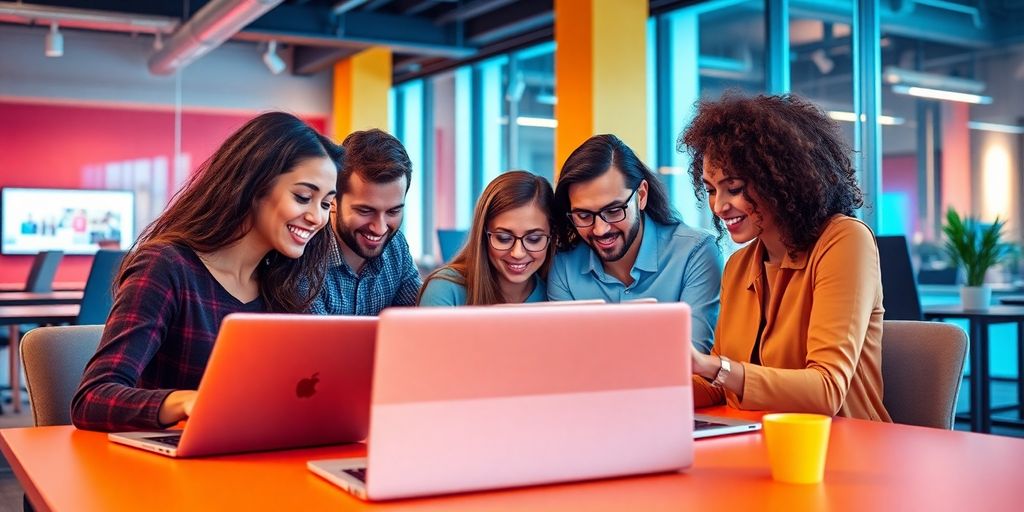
[309,303,704,501]
[108,313,376,458]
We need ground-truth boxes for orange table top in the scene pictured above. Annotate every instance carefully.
[2,407,1023,511]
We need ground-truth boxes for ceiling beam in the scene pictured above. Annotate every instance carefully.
[293,45,363,74]
[434,0,518,24]
[463,0,551,46]
[244,3,474,57]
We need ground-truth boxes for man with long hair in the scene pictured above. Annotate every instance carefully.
[311,129,422,315]
[549,134,721,353]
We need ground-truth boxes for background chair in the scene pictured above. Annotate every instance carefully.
[876,235,923,321]
[76,249,126,325]
[20,325,103,426]
[24,250,64,292]
[881,320,968,429]
[437,229,469,263]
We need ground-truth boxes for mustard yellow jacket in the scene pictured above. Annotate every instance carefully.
[694,215,892,421]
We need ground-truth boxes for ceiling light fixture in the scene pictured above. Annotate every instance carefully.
[262,41,286,75]
[828,110,905,126]
[45,22,63,58]
[967,121,1024,135]
[892,85,992,105]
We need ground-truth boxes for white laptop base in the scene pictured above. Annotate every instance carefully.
[109,431,186,457]
[692,414,761,439]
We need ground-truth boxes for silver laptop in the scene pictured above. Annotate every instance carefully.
[109,314,376,458]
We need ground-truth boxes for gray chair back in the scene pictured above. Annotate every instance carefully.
[881,320,968,429]
[24,250,64,292]
[77,250,126,325]
[20,325,103,426]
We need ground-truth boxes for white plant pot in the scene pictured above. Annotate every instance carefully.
[960,285,992,310]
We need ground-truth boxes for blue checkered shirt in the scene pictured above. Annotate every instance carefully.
[310,230,422,316]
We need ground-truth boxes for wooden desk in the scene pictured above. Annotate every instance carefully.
[924,304,1024,433]
[0,291,83,306]
[2,407,1023,511]
[0,305,80,413]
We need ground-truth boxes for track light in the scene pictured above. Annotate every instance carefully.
[45,22,63,58]
[262,40,286,75]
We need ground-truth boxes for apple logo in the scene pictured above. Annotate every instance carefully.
[295,372,320,398]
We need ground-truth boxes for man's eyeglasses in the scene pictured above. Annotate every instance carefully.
[486,232,551,252]
[567,187,639,228]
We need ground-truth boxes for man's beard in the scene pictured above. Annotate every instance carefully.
[587,214,641,263]
[337,226,397,261]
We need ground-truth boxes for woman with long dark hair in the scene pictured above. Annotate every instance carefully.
[72,112,342,431]
[418,171,555,306]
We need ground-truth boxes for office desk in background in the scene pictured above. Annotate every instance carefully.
[924,304,1024,433]
[0,283,85,293]
[0,304,80,413]
[2,407,1022,511]
[0,291,83,307]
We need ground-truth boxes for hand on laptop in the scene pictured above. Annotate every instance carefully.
[158,390,198,426]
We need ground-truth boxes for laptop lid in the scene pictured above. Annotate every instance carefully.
[114,313,376,457]
[363,303,694,500]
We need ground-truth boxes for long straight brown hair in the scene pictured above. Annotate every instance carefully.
[420,171,556,305]
[117,112,343,312]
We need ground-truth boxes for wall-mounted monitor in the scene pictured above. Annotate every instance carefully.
[1,187,135,255]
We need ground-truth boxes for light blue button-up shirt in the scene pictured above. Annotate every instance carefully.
[547,216,722,353]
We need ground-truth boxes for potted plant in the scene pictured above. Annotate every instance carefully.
[942,208,1012,310]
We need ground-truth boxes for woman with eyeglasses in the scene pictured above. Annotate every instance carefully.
[418,171,555,306]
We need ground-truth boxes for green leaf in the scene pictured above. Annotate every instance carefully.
[942,208,1008,286]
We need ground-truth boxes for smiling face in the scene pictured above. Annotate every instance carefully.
[701,155,778,246]
[567,167,648,263]
[335,173,408,265]
[251,156,336,259]
[486,202,551,295]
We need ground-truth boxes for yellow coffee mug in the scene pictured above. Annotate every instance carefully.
[762,413,832,484]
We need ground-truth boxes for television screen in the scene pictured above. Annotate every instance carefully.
[1,188,135,255]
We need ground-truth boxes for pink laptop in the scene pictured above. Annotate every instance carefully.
[308,303,697,500]
[108,313,376,458]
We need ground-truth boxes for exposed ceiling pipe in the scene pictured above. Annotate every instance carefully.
[0,1,178,35]
[148,0,284,75]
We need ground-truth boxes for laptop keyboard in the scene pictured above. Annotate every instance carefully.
[343,468,368,483]
[147,434,183,447]
[694,419,728,430]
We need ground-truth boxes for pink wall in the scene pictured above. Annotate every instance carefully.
[0,101,325,284]
[941,102,972,216]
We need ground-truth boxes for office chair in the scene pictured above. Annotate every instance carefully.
[437,229,469,263]
[881,320,968,429]
[20,325,103,426]
[24,250,64,292]
[76,250,126,325]
[876,235,923,321]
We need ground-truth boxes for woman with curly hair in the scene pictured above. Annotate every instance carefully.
[679,93,891,421]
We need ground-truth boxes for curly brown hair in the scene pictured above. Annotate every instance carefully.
[678,93,863,258]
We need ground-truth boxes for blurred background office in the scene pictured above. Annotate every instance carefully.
[1,0,1022,408]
